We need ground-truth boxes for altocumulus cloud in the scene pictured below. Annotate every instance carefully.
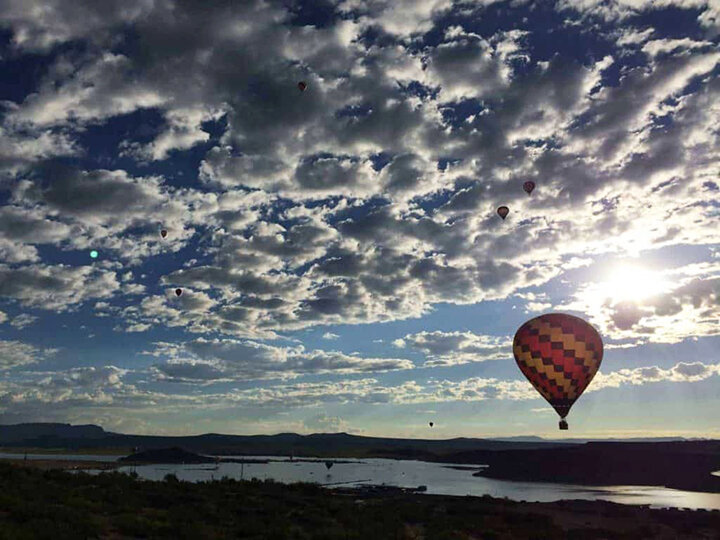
[393,330,511,366]
[146,337,414,383]
[0,0,717,337]
[0,340,57,370]
[1,359,717,428]
[0,0,718,431]
[589,361,720,392]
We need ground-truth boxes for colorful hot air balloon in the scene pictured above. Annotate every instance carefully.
[523,181,535,195]
[297,81,307,92]
[160,229,167,238]
[513,313,603,430]
[175,288,183,297]
[429,422,434,427]
[497,206,509,220]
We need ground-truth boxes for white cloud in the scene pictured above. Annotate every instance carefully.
[146,337,414,383]
[395,330,510,367]
[1,6,711,344]
[642,38,716,58]
[303,413,351,433]
[9,314,38,329]
[0,124,79,179]
[0,339,56,370]
[560,261,720,345]
[0,263,119,311]
[338,0,453,37]
[589,361,720,392]
[0,0,718,423]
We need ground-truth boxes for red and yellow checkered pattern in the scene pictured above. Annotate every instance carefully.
[513,313,603,418]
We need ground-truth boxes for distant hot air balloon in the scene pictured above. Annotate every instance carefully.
[325,461,333,470]
[160,229,168,238]
[513,313,603,430]
[175,288,183,297]
[497,206,509,220]
[429,422,434,428]
[297,81,307,92]
[523,181,535,195]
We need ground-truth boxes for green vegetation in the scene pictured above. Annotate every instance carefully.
[0,462,718,539]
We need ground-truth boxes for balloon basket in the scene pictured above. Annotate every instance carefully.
[559,419,568,430]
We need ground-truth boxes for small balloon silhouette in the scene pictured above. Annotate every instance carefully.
[429,422,434,427]
[175,288,182,297]
[160,229,167,238]
[297,81,307,91]
[523,181,535,195]
[497,206,509,220]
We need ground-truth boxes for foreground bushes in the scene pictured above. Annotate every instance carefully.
[0,462,717,539]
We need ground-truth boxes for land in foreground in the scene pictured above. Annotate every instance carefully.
[0,461,719,539]
[469,441,720,494]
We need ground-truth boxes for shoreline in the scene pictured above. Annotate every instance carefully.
[3,456,719,507]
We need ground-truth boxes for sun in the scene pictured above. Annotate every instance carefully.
[595,264,671,303]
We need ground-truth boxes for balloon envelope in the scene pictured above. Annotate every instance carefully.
[297,81,307,91]
[325,461,333,470]
[429,422,434,427]
[160,229,167,238]
[523,181,535,195]
[175,288,182,297]
[513,313,603,421]
[497,206,509,219]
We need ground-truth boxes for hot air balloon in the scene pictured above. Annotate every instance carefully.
[175,288,183,297]
[160,229,168,238]
[325,461,333,470]
[513,313,603,430]
[297,81,307,92]
[523,181,535,195]
[497,206,509,220]
[429,422,434,428]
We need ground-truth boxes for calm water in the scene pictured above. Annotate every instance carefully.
[5,453,720,510]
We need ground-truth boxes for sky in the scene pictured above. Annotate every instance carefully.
[0,0,718,439]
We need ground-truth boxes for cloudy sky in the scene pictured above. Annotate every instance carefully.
[0,0,718,439]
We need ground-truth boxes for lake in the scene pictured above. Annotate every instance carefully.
[5,453,720,510]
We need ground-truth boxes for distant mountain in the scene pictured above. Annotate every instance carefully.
[492,436,690,444]
[0,423,107,444]
[0,423,714,459]
[0,423,576,455]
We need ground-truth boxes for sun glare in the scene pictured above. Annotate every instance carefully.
[596,265,671,303]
